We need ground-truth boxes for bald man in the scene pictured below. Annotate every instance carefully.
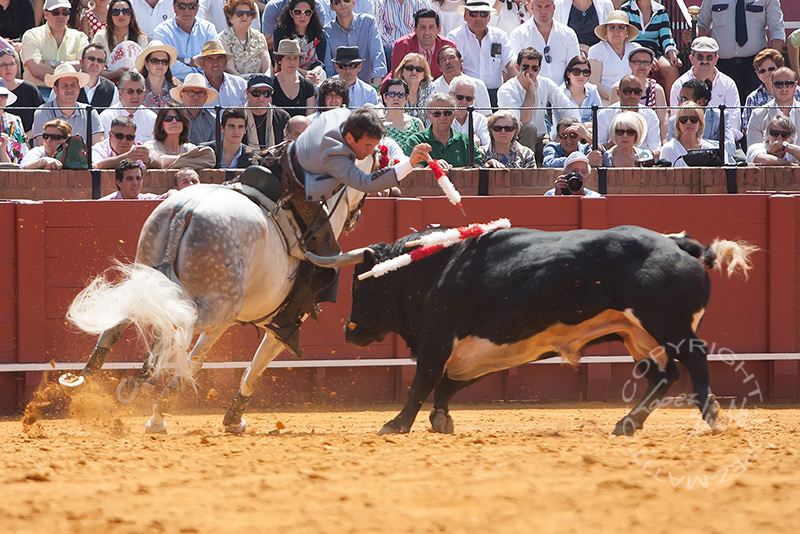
[284,115,311,141]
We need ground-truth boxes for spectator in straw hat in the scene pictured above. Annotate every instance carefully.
[152,0,218,81]
[32,63,105,145]
[170,72,219,144]
[136,40,180,109]
[331,45,379,109]
[195,39,248,109]
[271,38,316,116]
[20,0,90,93]
[587,10,641,104]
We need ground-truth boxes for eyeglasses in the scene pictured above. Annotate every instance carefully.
[110,7,132,16]
[174,2,199,10]
[615,128,637,137]
[543,45,551,64]
[403,65,425,73]
[693,53,716,62]
[757,65,777,75]
[42,133,66,141]
[466,10,490,18]
[48,8,71,16]
[124,88,145,95]
[163,115,182,122]
[430,110,454,117]
[621,86,643,96]
[182,89,206,97]
[491,125,516,132]
[678,115,700,124]
[454,94,475,102]
[569,67,591,77]
[332,0,352,5]
[629,59,652,67]
[84,54,106,64]
[520,63,540,72]
[336,63,360,69]
[147,57,170,65]
[769,129,792,139]
[111,131,136,141]
[0,50,15,57]
[292,8,313,16]
[773,80,797,89]
[606,24,628,32]
[235,9,255,17]
[558,132,579,140]
[0,62,16,69]
[385,91,407,98]
[249,89,273,98]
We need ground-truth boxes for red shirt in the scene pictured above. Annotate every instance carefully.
[390,34,457,79]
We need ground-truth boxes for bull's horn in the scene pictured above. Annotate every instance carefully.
[305,247,372,268]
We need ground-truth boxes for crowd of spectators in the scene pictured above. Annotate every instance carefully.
[0,0,798,197]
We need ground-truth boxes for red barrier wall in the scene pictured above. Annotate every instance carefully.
[1,195,798,413]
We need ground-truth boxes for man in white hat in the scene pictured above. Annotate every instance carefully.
[544,151,601,197]
[447,0,517,107]
[32,63,104,145]
[195,39,247,109]
[331,46,379,108]
[152,0,218,81]
[322,0,386,85]
[170,72,218,144]
[99,71,158,143]
[669,36,742,142]
[20,0,89,92]
[509,0,579,85]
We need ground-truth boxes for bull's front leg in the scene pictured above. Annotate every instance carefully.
[379,358,446,435]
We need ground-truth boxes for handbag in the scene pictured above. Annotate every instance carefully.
[682,148,724,167]
[54,136,89,169]
[167,146,216,170]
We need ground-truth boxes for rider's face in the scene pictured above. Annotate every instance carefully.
[344,133,380,160]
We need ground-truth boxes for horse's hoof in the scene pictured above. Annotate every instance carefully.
[116,378,141,404]
[612,417,640,437]
[225,418,247,434]
[429,408,455,434]
[58,373,85,391]
[145,418,167,434]
[378,422,409,435]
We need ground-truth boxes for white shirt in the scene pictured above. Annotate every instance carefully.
[431,75,492,116]
[508,19,580,84]
[596,103,662,151]
[746,99,800,148]
[205,72,249,109]
[746,143,798,164]
[490,1,532,36]
[497,75,579,134]
[670,67,742,140]
[99,104,158,143]
[447,23,515,90]
[452,111,490,146]
[129,0,175,40]
[587,40,641,95]
[660,137,725,167]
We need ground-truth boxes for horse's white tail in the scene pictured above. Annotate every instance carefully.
[709,239,758,279]
[67,262,198,380]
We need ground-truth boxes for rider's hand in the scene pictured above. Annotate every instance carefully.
[409,143,432,167]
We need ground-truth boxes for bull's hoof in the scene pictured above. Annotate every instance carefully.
[378,422,410,435]
[429,408,455,434]
[612,417,642,437]
[225,418,247,435]
[58,372,86,392]
[145,417,167,435]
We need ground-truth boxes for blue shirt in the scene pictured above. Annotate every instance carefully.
[205,72,248,109]
[152,18,219,81]
[323,14,387,82]
[541,142,591,168]
[332,75,379,108]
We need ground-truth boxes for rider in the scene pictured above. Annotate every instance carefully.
[259,107,431,357]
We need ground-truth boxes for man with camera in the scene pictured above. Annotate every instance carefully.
[544,151,601,197]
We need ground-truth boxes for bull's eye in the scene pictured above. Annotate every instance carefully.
[347,322,357,331]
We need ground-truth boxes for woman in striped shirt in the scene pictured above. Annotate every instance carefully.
[619,0,681,101]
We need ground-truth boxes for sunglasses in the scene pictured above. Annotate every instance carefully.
[621,86,643,96]
[466,10,490,18]
[569,67,591,77]
[110,7,132,15]
[42,133,66,140]
[693,53,716,62]
[769,129,792,139]
[85,54,106,64]
[163,115,182,122]
[606,24,628,32]
[124,88,145,95]
[249,89,273,97]
[491,125,516,132]
[0,49,15,57]
[385,91,406,98]
[520,64,540,72]
[174,2,198,10]
[454,94,475,102]
[543,45,551,64]
[757,65,777,75]
[147,57,170,65]
[773,80,797,89]
[678,115,700,124]
[235,9,255,17]
[558,132,579,140]
[182,89,206,97]
[336,63,360,69]
[48,8,71,16]
[403,65,425,73]
[332,0,352,5]
[292,8,313,16]
[111,131,136,141]
[615,128,637,137]
[430,110,454,117]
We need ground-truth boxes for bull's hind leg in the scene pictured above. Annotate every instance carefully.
[429,376,482,434]
[59,321,132,390]
[613,358,681,436]
[673,335,720,429]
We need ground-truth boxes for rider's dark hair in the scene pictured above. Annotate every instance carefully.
[341,108,385,141]
[115,159,142,188]
[682,78,712,103]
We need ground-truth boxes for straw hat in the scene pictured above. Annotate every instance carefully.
[457,0,497,15]
[135,40,178,73]
[169,73,219,104]
[595,11,639,42]
[193,40,232,64]
[44,63,90,88]
[275,39,303,57]
[0,86,17,106]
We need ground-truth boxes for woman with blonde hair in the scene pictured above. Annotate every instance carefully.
[660,102,726,167]
[218,0,271,76]
[394,53,434,124]
[20,119,70,169]
[602,111,652,167]
[480,110,536,168]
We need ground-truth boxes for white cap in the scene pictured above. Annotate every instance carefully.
[44,0,72,11]
[563,151,590,171]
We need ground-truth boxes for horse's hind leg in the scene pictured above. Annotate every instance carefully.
[59,321,132,391]
[223,332,286,434]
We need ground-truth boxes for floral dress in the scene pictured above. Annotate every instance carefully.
[385,116,424,147]
[218,26,267,75]
[479,141,536,168]
[1,111,28,164]
[142,78,176,109]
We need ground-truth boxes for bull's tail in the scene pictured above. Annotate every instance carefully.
[67,262,198,380]
[669,233,757,279]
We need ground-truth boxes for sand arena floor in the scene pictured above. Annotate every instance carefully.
[0,384,798,534]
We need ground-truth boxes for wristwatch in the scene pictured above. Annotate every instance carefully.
[50,60,58,67]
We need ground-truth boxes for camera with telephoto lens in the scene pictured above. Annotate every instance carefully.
[560,171,583,195]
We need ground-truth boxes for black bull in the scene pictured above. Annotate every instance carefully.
[310,225,755,436]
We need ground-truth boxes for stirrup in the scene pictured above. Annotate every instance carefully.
[266,323,304,358]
